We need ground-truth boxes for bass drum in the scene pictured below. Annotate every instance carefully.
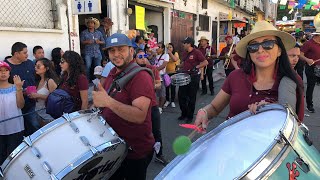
[155,104,320,179]
[0,110,127,180]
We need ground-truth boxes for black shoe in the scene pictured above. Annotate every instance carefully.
[307,106,315,113]
[186,118,193,124]
[210,91,214,96]
[201,91,207,95]
[178,116,186,120]
[155,155,169,166]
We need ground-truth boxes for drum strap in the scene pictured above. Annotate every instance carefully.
[107,63,154,97]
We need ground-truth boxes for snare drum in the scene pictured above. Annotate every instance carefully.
[156,104,320,179]
[170,73,191,86]
[0,110,127,180]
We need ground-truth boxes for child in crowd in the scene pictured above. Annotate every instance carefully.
[0,61,25,165]
[92,65,103,87]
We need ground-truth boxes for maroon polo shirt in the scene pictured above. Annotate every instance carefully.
[198,46,216,67]
[101,65,155,159]
[60,74,89,111]
[301,39,320,65]
[146,64,160,107]
[182,48,206,72]
[220,45,242,69]
[221,69,304,121]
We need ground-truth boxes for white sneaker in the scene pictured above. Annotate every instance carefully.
[159,107,163,114]
[171,102,176,108]
[163,101,170,108]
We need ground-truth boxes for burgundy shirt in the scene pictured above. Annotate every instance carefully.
[301,39,320,65]
[182,48,206,72]
[60,74,88,111]
[220,45,242,69]
[146,64,160,107]
[198,46,216,67]
[101,66,155,159]
[222,69,304,121]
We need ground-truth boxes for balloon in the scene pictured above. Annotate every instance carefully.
[172,136,192,155]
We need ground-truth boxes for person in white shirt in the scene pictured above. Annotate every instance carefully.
[155,42,169,113]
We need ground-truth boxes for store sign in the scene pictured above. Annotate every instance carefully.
[159,0,176,3]
[72,0,101,15]
[136,6,146,30]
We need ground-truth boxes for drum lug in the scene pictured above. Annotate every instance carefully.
[31,147,41,159]
[295,157,310,173]
[87,111,99,123]
[279,131,310,173]
[80,136,99,155]
[42,162,59,180]
[300,123,313,146]
[63,113,80,133]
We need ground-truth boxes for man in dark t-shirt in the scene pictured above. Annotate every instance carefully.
[5,42,38,136]
[178,37,208,123]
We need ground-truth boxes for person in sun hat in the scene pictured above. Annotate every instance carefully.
[80,17,105,80]
[299,12,320,113]
[92,33,155,180]
[198,36,216,96]
[195,20,304,131]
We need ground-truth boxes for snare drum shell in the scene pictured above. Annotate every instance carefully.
[267,129,320,179]
[1,111,127,180]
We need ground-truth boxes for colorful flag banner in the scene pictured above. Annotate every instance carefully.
[310,0,319,5]
[305,4,311,9]
[230,0,235,9]
[288,1,296,9]
[280,5,286,9]
[135,6,145,30]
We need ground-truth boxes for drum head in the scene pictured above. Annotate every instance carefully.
[157,110,287,180]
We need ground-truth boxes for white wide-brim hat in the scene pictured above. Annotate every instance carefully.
[235,21,296,58]
[85,17,100,29]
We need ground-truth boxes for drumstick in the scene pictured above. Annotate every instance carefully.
[188,128,198,140]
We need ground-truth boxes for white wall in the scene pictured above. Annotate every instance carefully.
[0,0,80,61]
[145,11,164,42]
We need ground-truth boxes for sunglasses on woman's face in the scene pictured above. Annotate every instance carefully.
[247,40,278,53]
[137,54,148,59]
[60,58,65,63]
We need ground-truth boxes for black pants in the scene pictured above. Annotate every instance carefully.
[305,65,320,108]
[225,68,234,77]
[178,74,200,119]
[0,131,24,165]
[295,60,305,80]
[109,151,154,180]
[201,66,214,93]
[151,106,163,156]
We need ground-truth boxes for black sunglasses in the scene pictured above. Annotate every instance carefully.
[247,40,278,53]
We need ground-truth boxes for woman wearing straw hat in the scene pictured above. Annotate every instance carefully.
[80,17,105,80]
[194,21,304,130]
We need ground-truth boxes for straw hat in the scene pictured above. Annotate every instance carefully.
[312,12,320,35]
[85,17,100,29]
[235,21,295,58]
[198,36,209,42]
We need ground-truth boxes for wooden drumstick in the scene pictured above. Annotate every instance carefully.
[188,128,199,140]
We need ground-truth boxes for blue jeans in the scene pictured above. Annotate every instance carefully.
[22,105,40,136]
[84,54,102,79]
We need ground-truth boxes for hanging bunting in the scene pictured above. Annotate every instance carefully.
[230,0,235,9]
[297,0,307,9]
[305,4,311,9]
[288,1,296,9]
[280,5,286,10]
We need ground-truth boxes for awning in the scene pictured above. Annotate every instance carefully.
[220,18,248,23]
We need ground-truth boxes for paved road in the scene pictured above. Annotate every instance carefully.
[147,65,320,180]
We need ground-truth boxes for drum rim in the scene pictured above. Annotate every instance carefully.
[56,138,127,179]
[0,110,121,176]
[156,104,298,180]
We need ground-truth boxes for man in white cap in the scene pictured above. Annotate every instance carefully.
[80,17,105,80]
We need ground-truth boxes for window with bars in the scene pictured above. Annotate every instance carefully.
[199,15,210,31]
[202,0,208,9]
[0,0,56,29]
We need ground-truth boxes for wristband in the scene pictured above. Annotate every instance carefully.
[16,88,23,92]
[198,108,208,118]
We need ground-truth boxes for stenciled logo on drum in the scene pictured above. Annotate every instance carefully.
[286,162,300,180]
[73,156,121,180]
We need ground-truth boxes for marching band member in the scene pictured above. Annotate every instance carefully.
[195,21,304,130]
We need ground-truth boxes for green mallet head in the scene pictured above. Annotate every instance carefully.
[173,136,192,155]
